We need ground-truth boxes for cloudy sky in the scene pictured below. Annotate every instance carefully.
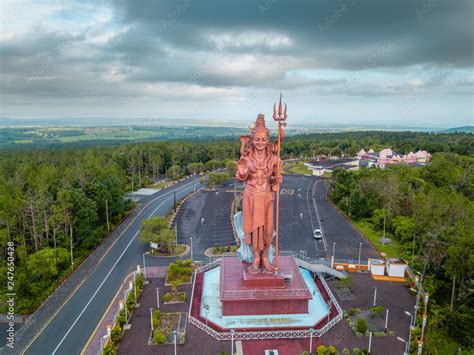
[0,0,472,127]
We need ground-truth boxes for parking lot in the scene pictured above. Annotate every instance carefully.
[175,174,379,264]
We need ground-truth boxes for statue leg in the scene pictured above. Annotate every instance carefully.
[250,242,260,272]
[261,198,274,272]
[261,244,273,272]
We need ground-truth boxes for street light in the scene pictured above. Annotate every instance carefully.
[142,251,149,281]
[397,336,409,355]
[358,242,362,270]
[173,330,177,355]
[331,242,336,268]
[203,303,210,327]
[124,289,130,325]
[309,327,314,353]
[149,308,154,332]
[156,287,160,308]
[373,286,377,306]
[384,309,389,333]
[99,334,109,354]
[368,332,373,354]
[190,237,193,264]
[231,329,235,355]
[405,311,413,353]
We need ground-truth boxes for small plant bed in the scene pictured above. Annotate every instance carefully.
[334,276,357,301]
[344,306,394,337]
[149,244,187,257]
[150,309,183,345]
[163,292,186,304]
[210,245,238,255]
[165,259,194,285]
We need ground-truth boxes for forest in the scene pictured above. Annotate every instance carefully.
[0,130,472,350]
[330,153,473,352]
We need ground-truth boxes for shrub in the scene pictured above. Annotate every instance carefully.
[371,305,384,317]
[356,318,368,333]
[348,307,360,316]
[163,294,172,302]
[116,309,125,327]
[301,352,310,355]
[171,280,180,293]
[110,324,122,344]
[184,258,192,266]
[317,345,327,355]
[178,293,186,302]
[355,332,363,337]
[337,275,352,288]
[352,348,361,355]
[328,345,337,354]
[152,330,167,344]
[343,348,351,355]
[103,343,117,355]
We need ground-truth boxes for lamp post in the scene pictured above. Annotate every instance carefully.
[99,334,109,354]
[397,336,409,355]
[204,303,209,327]
[123,289,130,325]
[156,287,160,308]
[130,279,136,305]
[373,286,377,306]
[173,330,177,355]
[149,308,154,332]
[358,242,362,270]
[190,237,193,264]
[384,308,389,333]
[405,311,413,353]
[142,252,149,281]
[331,242,336,268]
[231,329,235,355]
[309,327,314,353]
[368,332,372,354]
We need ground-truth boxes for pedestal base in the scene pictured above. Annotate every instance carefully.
[220,256,312,316]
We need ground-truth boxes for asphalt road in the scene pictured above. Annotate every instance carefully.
[18,177,202,355]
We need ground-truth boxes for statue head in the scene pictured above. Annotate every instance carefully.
[250,114,271,153]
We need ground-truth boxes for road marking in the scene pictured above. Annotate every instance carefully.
[51,184,195,354]
[312,179,328,252]
[22,179,197,355]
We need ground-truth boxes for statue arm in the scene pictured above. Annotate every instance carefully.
[236,156,249,181]
[272,155,282,185]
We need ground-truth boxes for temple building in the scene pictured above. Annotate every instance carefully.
[357,148,432,169]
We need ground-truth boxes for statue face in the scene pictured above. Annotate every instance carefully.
[252,131,268,152]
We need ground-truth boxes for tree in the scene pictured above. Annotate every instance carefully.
[207,172,229,187]
[27,248,69,281]
[139,217,176,254]
[166,165,182,180]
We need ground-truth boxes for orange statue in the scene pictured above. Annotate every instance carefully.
[236,112,285,273]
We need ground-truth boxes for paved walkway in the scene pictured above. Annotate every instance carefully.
[117,274,231,355]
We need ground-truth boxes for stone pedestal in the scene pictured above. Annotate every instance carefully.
[220,256,312,316]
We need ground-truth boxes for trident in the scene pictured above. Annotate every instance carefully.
[273,93,287,274]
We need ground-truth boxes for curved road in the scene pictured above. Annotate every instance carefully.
[16,177,201,355]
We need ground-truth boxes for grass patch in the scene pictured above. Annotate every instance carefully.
[353,219,401,257]
[150,244,187,257]
[163,292,186,304]
[286,161,312,175]
[165,259,193,284]
[151,309,181,344]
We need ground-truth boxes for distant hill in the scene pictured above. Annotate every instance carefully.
[441,126,474,133]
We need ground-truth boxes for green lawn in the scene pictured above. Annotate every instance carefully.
[353,219,401,257]
[286,161,312,175]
